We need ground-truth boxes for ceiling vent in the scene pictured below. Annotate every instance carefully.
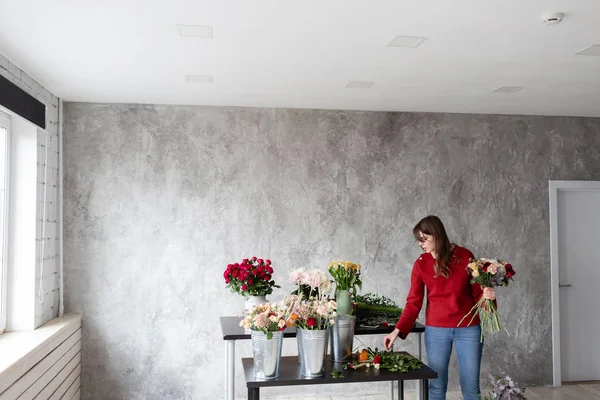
[386,35,427,48]
[177,25,213,38]
[345,81,374,88]
[492,86,524,93]
[186,75,213,83]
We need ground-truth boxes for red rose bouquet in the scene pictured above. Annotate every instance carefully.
[459,258,516,341]
[223,257,280,298]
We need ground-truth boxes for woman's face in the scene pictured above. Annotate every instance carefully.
[417,232,436,254]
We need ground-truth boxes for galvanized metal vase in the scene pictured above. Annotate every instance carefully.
[251,330,284,380]
[330,315,355,362]
[297,333,304,364]
[297,328,330,377]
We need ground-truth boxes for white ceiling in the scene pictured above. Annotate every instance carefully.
[2,0,600,117]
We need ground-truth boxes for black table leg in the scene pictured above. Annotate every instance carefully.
[248,387,259,400]
[397,380,404,400]
[422,379,428,400]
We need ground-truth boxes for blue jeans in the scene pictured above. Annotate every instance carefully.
[424,325,483,400]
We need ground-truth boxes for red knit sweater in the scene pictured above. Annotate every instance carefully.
[395,245,484,339]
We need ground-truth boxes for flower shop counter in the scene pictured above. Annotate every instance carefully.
[242,354,437,400]
[220,316,426,400]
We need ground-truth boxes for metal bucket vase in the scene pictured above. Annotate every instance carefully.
[251,330,284,380]
[297,333,304,364]
[298,328,330,377]
[330,315,355,362]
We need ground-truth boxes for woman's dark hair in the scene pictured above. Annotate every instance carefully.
[413,215,452,278]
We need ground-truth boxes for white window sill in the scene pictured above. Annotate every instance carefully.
[0,314,81,387]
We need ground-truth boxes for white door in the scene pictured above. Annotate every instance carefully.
[557,187,600,382]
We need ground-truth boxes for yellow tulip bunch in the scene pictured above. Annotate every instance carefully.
[328,261,362,294]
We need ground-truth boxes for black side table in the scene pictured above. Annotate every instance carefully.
[242,354,437,400]
[221,316,426,400]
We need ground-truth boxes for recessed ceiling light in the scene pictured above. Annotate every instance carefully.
[177,24,213,38]
[492,86,524,93]
[345,81,374,89]
[186,75,213,83]
[574,45,600,56]
[386,35,427,48]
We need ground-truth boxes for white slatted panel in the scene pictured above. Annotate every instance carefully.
[0,316,81,400]
[47,364,80,400]
[59,376,79,400]
[19,338,81,398]
[0,319,79,394]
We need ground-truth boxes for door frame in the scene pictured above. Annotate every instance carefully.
[549,180,600,387]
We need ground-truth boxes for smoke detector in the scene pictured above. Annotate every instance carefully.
[541,12,564,25]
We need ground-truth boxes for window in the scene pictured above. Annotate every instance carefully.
[0,110,10,334]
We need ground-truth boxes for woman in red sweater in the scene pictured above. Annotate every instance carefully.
[383,216,496,400]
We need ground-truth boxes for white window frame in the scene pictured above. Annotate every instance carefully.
[0,110,11,334]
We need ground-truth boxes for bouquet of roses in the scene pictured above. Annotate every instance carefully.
[283,287,337,331]
[289,268,332,299]
[328,261,362,295]
[239,302,288,339]
[223,257,280,298]
[459,258,516,341]
[292,296,337,330]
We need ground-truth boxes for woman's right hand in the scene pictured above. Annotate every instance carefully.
[383,328,400,350]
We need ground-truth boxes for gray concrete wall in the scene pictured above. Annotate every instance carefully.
[1,53,60,328]
[63,102,600,399]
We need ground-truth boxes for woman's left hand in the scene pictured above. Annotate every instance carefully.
[482,287,496,300]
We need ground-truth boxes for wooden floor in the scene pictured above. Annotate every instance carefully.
[262,383,600,399]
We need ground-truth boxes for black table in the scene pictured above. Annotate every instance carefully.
[220,316,426,400]
[242,354,437,400]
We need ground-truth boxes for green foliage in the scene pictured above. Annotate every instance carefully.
[355,292,399,308]
[366,348,424,373]
[330,369,344,378]
[346,346,423,373]
[377,351,423,372]
[354,292,403,322]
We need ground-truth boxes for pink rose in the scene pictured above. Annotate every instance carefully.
[265,259,271,265]
[252,256,257,261]
[488,265,498,274]
[257,258,263,264]
[241,284,247,291]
